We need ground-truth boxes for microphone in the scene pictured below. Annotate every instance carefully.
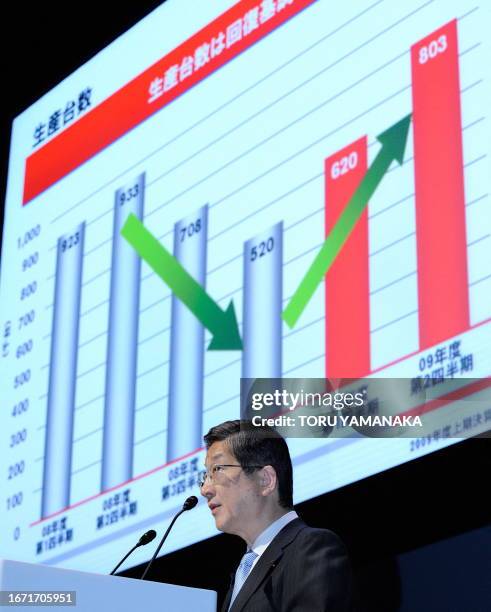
[137,530,157,546]
[182,495,198,511]
[109,529,157,575]
[141,496,198,580]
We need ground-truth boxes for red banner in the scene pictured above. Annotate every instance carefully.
[23,0,317,205]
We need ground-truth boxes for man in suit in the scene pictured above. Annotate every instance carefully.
[200,420,352,611]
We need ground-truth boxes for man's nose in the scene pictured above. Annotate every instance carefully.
[200,478,214,499]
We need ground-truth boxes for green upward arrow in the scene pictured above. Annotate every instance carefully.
[121,214,242,351]
[282,114,412,329]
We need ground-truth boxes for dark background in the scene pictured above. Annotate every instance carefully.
[1,2,490,610]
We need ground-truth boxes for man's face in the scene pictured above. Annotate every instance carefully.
[200,440,262,536]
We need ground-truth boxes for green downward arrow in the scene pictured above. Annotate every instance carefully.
[121,214,242,351]
[282,114,412,329]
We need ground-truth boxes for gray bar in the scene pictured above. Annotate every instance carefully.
[0,591,76,606]
[101,174,144,490]
[242,222,283,379]
[42,224,85,518]
[167,205,208,461]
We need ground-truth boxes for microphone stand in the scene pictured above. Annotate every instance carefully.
[141,496,198,580]
[110,543,140,576]
[110,529,157,575]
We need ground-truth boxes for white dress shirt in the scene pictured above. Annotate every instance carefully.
[228,511,299,609]
[247,510,299,574]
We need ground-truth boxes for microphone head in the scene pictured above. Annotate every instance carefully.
[182,495,198,511]
[138,529,157,546]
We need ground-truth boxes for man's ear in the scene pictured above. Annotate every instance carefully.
[259,465,277,497]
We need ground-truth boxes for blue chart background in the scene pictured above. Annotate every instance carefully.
[0,0,490,578]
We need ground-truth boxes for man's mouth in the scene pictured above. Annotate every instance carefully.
[209,503,221,515]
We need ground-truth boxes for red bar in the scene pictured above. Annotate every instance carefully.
[411,20,470,348]
[23,0,318,205]
[325,137,370,379]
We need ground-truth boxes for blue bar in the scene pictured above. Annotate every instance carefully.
[101,174,144,491]
[242,222,283,379]
[167,205,208,461]
[42,223,85,518]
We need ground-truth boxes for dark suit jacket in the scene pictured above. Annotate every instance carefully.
[222,518,352,612]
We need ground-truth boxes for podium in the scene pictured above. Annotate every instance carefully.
[0,559,216,611]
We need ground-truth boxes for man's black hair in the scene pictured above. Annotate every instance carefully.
[204,419,293,509]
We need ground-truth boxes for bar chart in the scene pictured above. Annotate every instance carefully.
[1,0,490,574]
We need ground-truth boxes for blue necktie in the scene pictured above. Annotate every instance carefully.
[229,549,258,609]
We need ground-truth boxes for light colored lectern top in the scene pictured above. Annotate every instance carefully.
[0,559,216,611]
